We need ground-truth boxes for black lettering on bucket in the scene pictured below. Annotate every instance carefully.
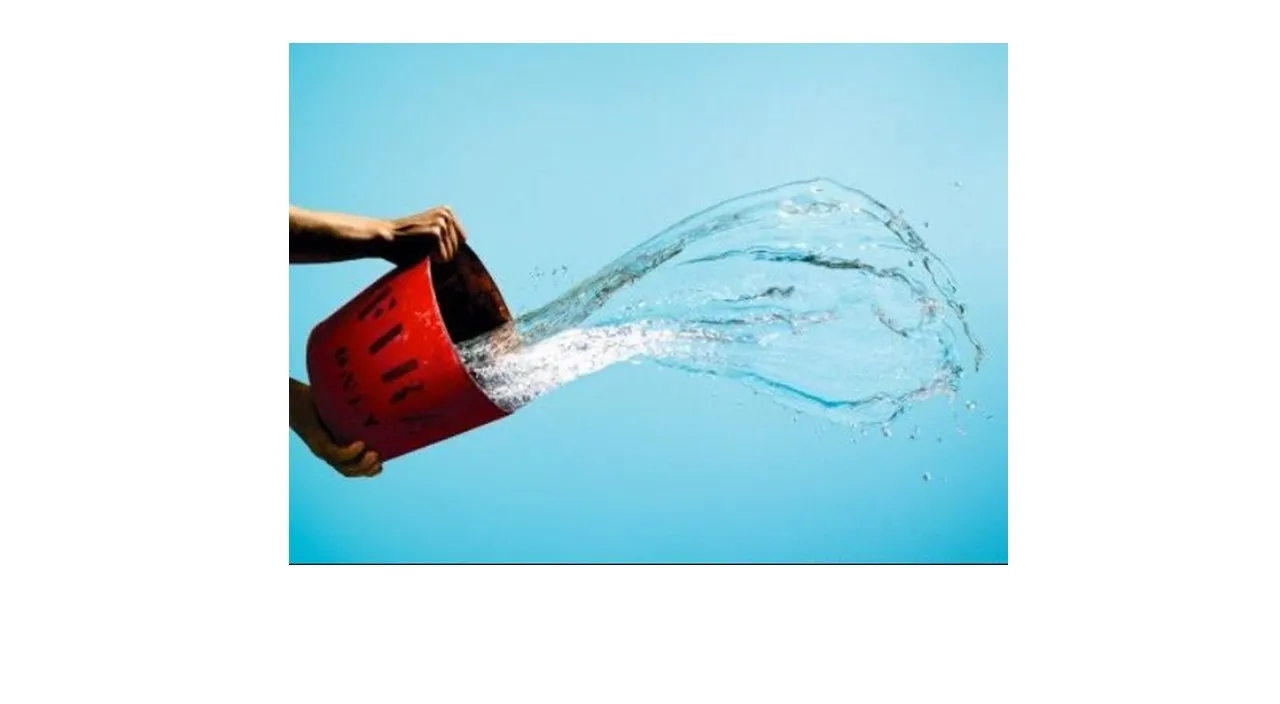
[369,324,404,356]
[381,359,418,384]
[357,286,392,321]
[389,382,426,405]
[372,297,397,319]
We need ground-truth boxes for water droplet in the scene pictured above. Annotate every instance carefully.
[860,427,869,437]
[923,221,930,228]
[985,413,995,421]
[952,180,964,189]
[922,472,932,483]
[908,426,920,440]
[956,426,967,437]
[907,259,915,267]
[965,401,977,411]
[881,425,892,438]
[936,436,943,443]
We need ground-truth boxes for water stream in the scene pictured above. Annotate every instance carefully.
[457,178,984,430]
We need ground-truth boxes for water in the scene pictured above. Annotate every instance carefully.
[457,178,984,430]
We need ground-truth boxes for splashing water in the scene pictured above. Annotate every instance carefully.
[457,178,984,430]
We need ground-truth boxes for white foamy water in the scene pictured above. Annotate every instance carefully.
[459,323,688,412]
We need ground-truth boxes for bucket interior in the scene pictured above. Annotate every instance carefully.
[428,243,513,345]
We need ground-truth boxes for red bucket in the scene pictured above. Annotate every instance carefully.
[305,244,513,461]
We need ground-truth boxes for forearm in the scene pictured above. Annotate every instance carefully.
[289,205,390,264]
[289,377,309,431]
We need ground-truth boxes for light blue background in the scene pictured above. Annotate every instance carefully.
[289,44,1007,563]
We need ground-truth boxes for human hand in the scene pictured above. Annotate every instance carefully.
[289,379,383,478]
[386,206,467,267]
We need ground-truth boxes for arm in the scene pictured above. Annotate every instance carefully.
[289,205,394,264]
[289,204,465,265]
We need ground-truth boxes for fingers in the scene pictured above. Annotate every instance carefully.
[339,450,383,478]
[394,206,463,263]
[433,206,459,262]
[315,440,384,478]
[439,206,466,257]
[329,440,367,464]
